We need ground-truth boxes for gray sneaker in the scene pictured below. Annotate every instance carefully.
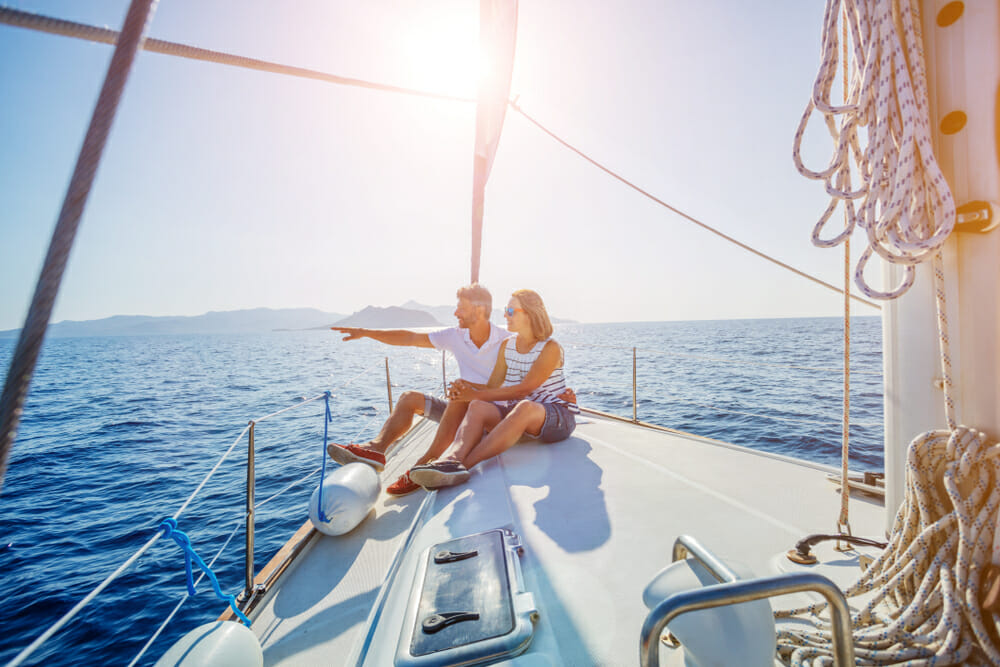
[409,460,470,489]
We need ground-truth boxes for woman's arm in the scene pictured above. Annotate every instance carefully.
[458,340,561,403]
[447,339,509,399]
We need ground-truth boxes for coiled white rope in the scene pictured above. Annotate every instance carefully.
[780,0,1000,663]
[792,0,956,300]
[776,425,1000,665]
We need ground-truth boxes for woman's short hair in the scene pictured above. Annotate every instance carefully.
[512,289,553,340]
[457,283,492,317]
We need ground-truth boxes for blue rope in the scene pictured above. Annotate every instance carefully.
[158,518,252,626]
[318,391,336,522]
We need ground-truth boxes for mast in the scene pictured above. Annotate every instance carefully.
[470,0,518,283]
[882,0,1000,529]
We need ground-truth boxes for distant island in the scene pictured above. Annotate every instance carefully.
[0,307,347,338]
[332,306,442,328]
[0,301,574,338]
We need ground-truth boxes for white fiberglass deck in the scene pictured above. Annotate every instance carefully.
[249,412,885,666]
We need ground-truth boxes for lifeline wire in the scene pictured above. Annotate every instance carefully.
[127,515,246,667]
[565,341,883,375]
[6,374,363,664]
[158,518,251,625]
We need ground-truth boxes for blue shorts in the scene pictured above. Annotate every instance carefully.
[496,401,576,443]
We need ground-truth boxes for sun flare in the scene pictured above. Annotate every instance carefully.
[401,12,482,96]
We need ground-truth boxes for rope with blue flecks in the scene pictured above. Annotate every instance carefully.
[779,0,1000,664]
[792,0,956,301]
[776,426,1000,665]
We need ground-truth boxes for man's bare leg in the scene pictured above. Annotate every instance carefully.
[458,401,545,469]
[364,390,425,454]
[411,400,470,467]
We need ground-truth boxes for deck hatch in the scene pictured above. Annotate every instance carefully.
[396,528,537,666]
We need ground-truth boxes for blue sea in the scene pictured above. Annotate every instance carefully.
[0,317,883,665]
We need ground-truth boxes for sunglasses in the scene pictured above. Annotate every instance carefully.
[503,307,524,317]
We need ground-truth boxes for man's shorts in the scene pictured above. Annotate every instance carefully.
[423,394,447,422]
[495,401,576,443]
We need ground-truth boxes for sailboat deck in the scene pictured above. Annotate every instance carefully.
[250,412,885,666]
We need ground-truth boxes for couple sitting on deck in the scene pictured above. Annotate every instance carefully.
[327,284,578,493]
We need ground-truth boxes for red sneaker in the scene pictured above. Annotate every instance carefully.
[326,443,385,471]
[386,471,420,496]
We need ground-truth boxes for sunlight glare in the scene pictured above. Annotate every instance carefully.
[401,11,481,97]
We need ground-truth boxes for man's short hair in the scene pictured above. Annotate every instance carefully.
[456,283,492,316]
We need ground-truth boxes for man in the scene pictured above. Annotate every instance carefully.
[327,283,508,495]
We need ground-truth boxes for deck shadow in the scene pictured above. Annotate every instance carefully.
[503,435,611,553]
[265,496,421,620]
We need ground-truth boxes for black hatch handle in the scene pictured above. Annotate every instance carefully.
[422,611,481,634]
[434,548,479,564]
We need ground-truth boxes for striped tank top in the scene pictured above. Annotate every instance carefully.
[498,336,579,413]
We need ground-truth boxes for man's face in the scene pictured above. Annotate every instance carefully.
[454,297,482,328]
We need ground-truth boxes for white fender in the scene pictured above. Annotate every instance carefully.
[642,558,775,667]
[155,621,261,667]
[309,462,380,536]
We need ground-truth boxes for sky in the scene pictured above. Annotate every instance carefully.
[0,0,884,330]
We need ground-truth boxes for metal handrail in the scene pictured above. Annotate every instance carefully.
[671,534,738,584]
[640,536,856,667]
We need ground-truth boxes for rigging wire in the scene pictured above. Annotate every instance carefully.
[0,0,157,491]
[0,6,475,105]
[837,5,853,538]
[0,5,881,315]
[509,100,882,312]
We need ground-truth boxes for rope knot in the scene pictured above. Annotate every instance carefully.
[158,517,178,538]
[158,517,251,626]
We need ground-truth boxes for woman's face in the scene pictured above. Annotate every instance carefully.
[504,297,529,335]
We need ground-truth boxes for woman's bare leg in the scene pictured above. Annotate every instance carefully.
[443,400,503,462]
[459,400,546,469]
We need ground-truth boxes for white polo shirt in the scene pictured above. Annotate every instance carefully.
[428,323,509,384]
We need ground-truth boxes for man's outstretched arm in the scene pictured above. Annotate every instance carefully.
[330,327,434,348]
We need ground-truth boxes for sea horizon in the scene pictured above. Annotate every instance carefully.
[0,318,883,664]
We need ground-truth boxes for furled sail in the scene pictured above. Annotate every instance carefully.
[470,0,518,284]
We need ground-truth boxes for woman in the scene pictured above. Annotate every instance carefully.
[408,289,578,489]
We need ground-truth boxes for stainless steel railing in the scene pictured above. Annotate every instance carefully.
[640,535,855,667]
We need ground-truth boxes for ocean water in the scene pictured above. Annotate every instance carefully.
[0,317,883,665]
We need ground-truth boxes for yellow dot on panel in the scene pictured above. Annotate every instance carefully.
[940,111,967,135]
[936,1,964,27]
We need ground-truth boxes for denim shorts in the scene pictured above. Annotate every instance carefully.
[496,401,576,443]
[423,395,447,422]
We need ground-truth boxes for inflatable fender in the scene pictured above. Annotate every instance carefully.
[642,558,775,667]
[155,621,261,667]
[309,462,380,536]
